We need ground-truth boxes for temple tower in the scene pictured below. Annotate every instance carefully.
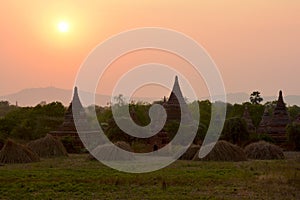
[163,76,191,123]
[50,87,87,152]
[267,90,290,145]
[257,107,271,134]
[242,106,255,132]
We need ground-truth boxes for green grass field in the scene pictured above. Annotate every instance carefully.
[0,154,299,200]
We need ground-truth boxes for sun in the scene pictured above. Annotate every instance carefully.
[57,21,69,33]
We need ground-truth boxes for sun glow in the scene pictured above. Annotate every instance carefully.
[57,21,69,33]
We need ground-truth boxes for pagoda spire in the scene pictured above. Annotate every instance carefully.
[163,76,192,123]
[276,90,285,110]
[168,76,185,105]
[267,90,290,145]
[72,87,83,110]
[49,86,96,153]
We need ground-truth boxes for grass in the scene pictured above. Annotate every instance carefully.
[0,154,299,199]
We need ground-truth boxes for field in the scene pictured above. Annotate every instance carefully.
[0,153,300,200]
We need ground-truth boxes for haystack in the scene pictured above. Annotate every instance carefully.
[0,139,40,164]
[244,141,285,160]
[89,141,134,161]
[27,134,68,158]
[114,141,133,152]
[193,140,247,162]
[179,144,200,160]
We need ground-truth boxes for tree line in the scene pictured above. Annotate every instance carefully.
[0,95,300,150]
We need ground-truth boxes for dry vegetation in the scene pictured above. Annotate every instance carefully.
[193,140,247,162]
[27,134,68,158]
[0,139,40,164]
[245,141,285,160]
[89,141,134,161]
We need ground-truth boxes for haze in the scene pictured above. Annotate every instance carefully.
[0,1,299,100]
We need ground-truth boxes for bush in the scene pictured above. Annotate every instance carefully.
[287,123,300,151]
[221,117,249,145]
[248,133,275,144]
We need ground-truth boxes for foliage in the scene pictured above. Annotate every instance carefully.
[164,121,180,140]
[288,105,300,121]
[193,123,207,144]
[264,100,278,115]
[0,101,17,118]
[0,102,65,141]
[249,133,274,144]
[188,100,211,139]
[226,103,264,127]
[226,103,244,118]
[130,102,151,126]
[113,94,126,106]
[246,103,264,127]
[1,97,300,148]
[221,117,249,145]
[287,123,300,151]
[250,91,263,104]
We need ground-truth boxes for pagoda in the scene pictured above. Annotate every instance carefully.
[257,107,272,134]
[50,87,87,152]
[242,106,255,132]
[163,76,192,124]
[147,76,192,149]
[267,91,290,145]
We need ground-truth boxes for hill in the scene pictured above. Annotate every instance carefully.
[1,87,300,106]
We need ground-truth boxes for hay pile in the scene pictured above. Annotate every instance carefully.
[245,141,285,160]
[27,134,68,158]
[179,144,200,160]
[114,141,133,152]
[0,139,40,164]
[89,141,134,161]
[193,140,247,162]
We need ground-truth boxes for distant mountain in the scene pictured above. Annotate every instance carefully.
[1,87,300,106]
[0,87,158,107]
[280,96,300,106]
[0,87,110,107]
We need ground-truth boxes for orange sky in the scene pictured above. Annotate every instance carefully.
[0,1,299,99]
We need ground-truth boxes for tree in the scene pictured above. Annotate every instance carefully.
[113,94,126,106]
[287,123,300,151]
[288,105,300,121]
[0,102,65,141]
[250,91,263,104]
[0,101,17,118]
[221,117,249,145]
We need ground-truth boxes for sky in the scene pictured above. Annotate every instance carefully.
[0,0,299,100]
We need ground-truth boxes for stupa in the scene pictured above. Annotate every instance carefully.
[257,107,271,134]
[50,87,87,152]
[163,76,192,124]
[148,76,192,149]
[242,105,255,132]
[267,91,290,145]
